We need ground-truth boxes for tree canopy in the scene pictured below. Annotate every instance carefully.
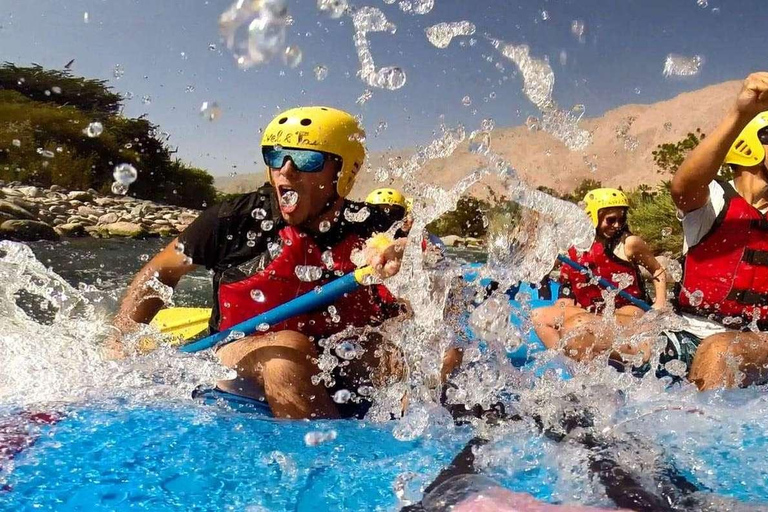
[0,63,216,208]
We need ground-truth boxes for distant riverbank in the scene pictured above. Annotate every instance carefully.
[0,181,199,242]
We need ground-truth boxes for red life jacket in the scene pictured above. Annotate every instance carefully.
[560,240,647,312]
[217,225,398,338]
[678,181,768,327]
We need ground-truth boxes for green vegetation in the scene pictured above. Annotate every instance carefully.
[428,130,709,258]
[0,63,216,208]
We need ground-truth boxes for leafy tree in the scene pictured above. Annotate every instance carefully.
[561,178,603,203]
[0,64,216,208]
[627,181,682,257]
[427,196,490,238]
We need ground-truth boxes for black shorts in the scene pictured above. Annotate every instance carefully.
[612,330,703,381]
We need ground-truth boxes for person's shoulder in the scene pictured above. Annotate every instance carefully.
[622,234,647,254]
[217,183,276,219]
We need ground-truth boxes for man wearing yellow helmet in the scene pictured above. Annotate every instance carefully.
[531,188,668,364]
[669,72,768,390]
[111,107,408,419]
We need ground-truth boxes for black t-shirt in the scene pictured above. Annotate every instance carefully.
[178,183,404,330]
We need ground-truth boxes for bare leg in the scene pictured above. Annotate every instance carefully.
[216,330,340,419]
[688,331,768,390]
[531,304,588,349]
[441,347,463,382]
[560,305,651,363]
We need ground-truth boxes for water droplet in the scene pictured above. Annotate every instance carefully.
[295,265,324,282]
[663,54,703,78]
[571,20,585,40]
[304,430,337,446]
[332,389,352,404]
[425,21,475,49]
[252,208,267,220]
[661,227,673,238]
[208,43,217,51]
[11,139,21,147]
[51,86,62,95]
[469,130,491,156]
[200,101,222,121]
[250,289,266,302]
[344,206,370,223]
[141,95,152,105]
[314,65,328,81]
[319,220,331,233]
[664,122,673,131]
[280,190,299,208]
[375,66,406,90]
[526,115,540,132]
[461,96,472,106]
[268,242,282,258]
[175,242,185,254]
[185,85,196,93]
[689,289,704,307]
[356,89,373,106]
[257,322,270,332]
[84,122,104,138]
[283,45,303,68]
[335,341,359,360]
[480,118,495,131]
[83,12,89,23]
[37,148,55,158]
[696,0,708,7]
[261,220,274,231]
[321,250,334,268]
[111,181,129,195]
[540,10,549,21]
[113,163,138,185]
[317,0,348,19]
[113,64,124,79]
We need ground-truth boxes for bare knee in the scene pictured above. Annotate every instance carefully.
[217,330,318,371]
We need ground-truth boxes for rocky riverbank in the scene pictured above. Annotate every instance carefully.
[0,182,199,242]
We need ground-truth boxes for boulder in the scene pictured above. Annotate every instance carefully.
[94,197,116,207]
[6,197,39,215]
[67,190,93,202]
[98,212,119,224]
[77,206,102,217]
[149,226,177,237]
[179,212,199,224]
[0,220,59,241]
[49,184,66,193]
[102,221,150,238]
[48,205,69,215]
[131,204,154,217]
[17,186,42,198]
[0,199,36,220]
[55,222,86,237]
[0,212,13,224]
[440,235,458,247]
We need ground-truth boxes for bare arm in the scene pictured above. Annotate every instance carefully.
[113,237,197,334]
[624,236,667,309]
[671,72,768,213]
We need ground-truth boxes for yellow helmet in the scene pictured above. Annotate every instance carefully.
[365,188,407,209]
[724,111,768,168]
[583,188,629,226]
[261,106,366,197]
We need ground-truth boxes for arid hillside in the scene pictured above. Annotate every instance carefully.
[216,80,741,199]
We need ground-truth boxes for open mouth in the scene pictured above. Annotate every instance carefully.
[277,185,300,213]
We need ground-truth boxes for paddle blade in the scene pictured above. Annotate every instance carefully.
[151,307,212,343]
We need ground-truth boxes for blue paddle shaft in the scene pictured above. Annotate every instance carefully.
[180,272,363,353]
[557,254,652,312]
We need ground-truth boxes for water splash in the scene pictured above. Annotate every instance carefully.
[663,54,704,77]
[219,0,291,69]
[351,7,407,90]
[490,38,592,151]
[425,21,476,49]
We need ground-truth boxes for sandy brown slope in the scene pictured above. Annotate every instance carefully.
[215,80,741,199]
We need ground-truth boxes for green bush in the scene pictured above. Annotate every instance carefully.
[0,63,216,209]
